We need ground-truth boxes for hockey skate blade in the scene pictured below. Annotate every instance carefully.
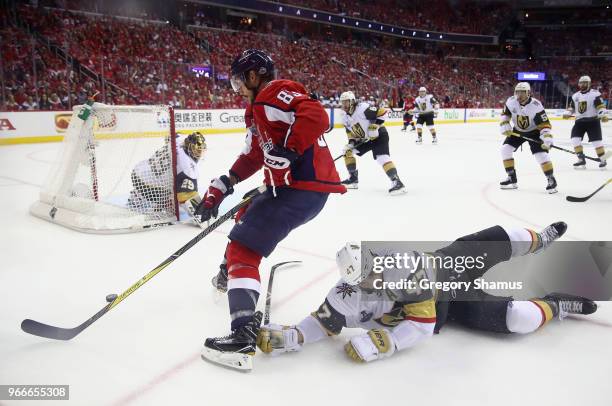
[547,188,558,194]
[201,347,254,371]
[389,187,408,196]
[500,184,518,190]
[344,184,358,190]
[573,166,586,170]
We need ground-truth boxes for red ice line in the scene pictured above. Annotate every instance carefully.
[111,246,336,406]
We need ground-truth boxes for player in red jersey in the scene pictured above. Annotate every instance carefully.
[401,96,416,132]
[197,49,346,370]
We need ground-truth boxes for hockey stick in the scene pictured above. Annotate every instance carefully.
[21,185,267,341]
[332,140,368,162]
[511,132,611,162]
[264,261,301,325]
[566,178,611,202]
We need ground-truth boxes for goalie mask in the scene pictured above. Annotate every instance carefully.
[230,49,276,93]
[578,75,591,92]
[184,131,206,161]
[514,82,531,104]
[339,91,357,114]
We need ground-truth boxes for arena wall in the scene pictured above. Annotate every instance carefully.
[0,108,596,145]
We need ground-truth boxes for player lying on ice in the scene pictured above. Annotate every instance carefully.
[256,221,597,363]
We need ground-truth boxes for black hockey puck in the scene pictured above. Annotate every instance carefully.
[106,293,118,303]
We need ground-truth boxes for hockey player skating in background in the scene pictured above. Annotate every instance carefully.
[563,75,608,169]
[500,82,558,193]
[195,49,345,370]
[128,131,206,221]
[413,86,440,144]
[339,91,407,195]
[256,222,597,363]
[401,96,416,132]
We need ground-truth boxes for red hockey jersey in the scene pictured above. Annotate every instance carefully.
[230,80,346,194]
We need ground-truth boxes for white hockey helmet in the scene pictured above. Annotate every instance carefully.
[514,82,531,101]
[578,75,591,90]
[418,86,427,96]
[336,242,363,285]
[339,91,357,114]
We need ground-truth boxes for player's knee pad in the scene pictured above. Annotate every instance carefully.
[571,136,582,147]
[226,240,263,291]
[416,123,423,129]
[505,301,542,334]
[592,140,604,149]
[501,143,515,160]
[427,125,435,131]
[375,154,392,166]
[533,151,550,165]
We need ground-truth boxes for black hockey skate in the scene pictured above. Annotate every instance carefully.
[432,136,438,144]
[211,262,228,293]
[341,171,358,189]
[573,154,586,170]
[500,171,518,190]
[546,175,558,194]
[201,311,262,371]
[599,158,607,169]
[533,221,567,254]
[416,135,423,144]
[542,293,597,318]
[389,177,407,195]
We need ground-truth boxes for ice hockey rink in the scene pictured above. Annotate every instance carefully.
[1,119,611,406]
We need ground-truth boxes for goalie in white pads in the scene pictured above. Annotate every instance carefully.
[128,131,206,223]
[339,91,406,195]
[563,75,608,169]
[413,87,440,144]
[256,222,597,363]
[499,82,558,193]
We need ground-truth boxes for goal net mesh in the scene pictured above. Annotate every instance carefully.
[30,103,179,233]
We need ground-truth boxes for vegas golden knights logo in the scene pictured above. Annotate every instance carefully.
[578,101,587,114]
[517,115,530,130]
[420,103,427,111]
[351,123,366,138]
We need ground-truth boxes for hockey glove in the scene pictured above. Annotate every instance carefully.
[540,134,553,150]
[500,121,513,137]
[263,145,299,187]
[598,110,609,122]
[196,175,233,222]
[344,329,396,362]
[257,324,303,355]
[433,109,439,118]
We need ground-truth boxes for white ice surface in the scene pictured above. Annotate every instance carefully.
[1,120,611,406]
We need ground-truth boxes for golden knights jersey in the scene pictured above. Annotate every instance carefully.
[501,96,551,135]
[343,101,387,141]
[133,138,199,202]
[570,89,605,121]
[414,94,438,114]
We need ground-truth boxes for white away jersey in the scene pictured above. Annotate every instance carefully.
[501,96,551,134]
[570,89,605,121]
[414,94,439,114]
[133,138,199,198]
[343,101,387,140]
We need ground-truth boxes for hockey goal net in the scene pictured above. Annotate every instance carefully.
[30,103,180,233]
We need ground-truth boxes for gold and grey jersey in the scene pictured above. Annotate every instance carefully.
[570,89,605,121]
[414,94,439,114]
[501,96,551,134]
[343,101,387,140]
